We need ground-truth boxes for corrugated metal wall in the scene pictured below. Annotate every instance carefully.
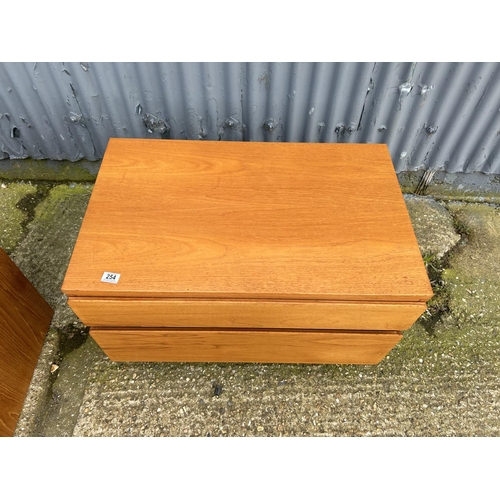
[1,62,499,174]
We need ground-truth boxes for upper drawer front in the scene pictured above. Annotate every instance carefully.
[68,298,426,330]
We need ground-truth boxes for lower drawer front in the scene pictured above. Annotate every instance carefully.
[70,298,425,331]
[90,328,402,364]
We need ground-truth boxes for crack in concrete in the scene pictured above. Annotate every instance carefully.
[419,203,471,336]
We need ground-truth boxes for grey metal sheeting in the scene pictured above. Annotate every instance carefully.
[0,62,499,173]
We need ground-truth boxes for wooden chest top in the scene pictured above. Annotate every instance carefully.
[62,139,432,303]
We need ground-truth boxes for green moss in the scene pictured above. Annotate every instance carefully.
[11,183,94,327]
[0,159,99,182]
[15,182,55,233]
[447,207,472,238]
[34,184,94,222]
[422,203,500,340]
[446,204,500,280]
[0,182,38,252]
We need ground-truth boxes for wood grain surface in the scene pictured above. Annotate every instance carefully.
[90,327,403,364]
[0,248,53,436]
[62,139,432,302]
[69,297,426,330]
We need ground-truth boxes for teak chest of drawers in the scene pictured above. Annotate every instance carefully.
[62,139,432,364]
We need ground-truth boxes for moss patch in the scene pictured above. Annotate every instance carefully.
[0,182,37,252]
[0,159,99,182]
[11,183,94,327]
[440,203,500,331]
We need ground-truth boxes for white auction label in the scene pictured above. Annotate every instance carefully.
[101,272,121,284]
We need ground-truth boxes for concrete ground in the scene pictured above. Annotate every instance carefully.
[2,170,500,437]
